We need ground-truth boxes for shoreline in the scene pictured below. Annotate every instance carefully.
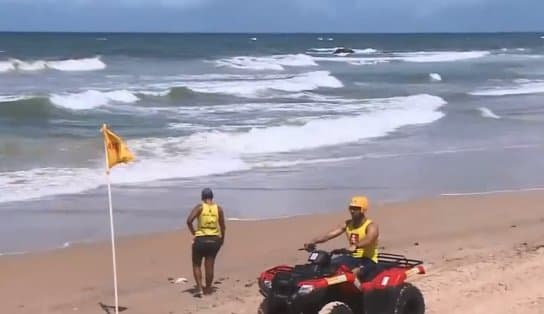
[1,190,544,313]
[3,183,544,256]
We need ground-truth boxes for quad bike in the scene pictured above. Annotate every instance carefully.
[257,245,426,314]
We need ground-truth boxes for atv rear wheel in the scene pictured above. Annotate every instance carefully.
[318,301,354,314]
[391,283,425,314]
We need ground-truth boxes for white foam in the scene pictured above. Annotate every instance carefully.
[478,107,501,119]
[0,61,15,72]
[46,57,106,71]
[136,90,171,97]
[11,59,47,71]
[0,153,250,203]
[395,51,490,62]
[181,94,446,154]
[215,54,317,71]
[49,90,139,110]
[255,156,365,168]
[355,48,378,54]
[313,50,489,65]
[0,57,106,72]
[429,73,442,81]
[250,37,257,41]
[0,94,445,204]
[0,167,104,203]
[0,95,32,103]
[184,71,343,97]
[470,80,544,96]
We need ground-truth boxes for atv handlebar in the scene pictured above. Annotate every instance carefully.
[298,246,353,256]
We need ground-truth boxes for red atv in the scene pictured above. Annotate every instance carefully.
[257,245,426,314]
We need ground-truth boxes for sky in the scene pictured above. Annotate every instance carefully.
[0,0,543,33]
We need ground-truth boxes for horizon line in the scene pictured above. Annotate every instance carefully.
[1,30,543,35]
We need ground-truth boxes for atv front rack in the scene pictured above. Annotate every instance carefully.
[377,253,423,269]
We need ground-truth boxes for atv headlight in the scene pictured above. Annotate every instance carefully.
[297,284,314,295]
[263,280,272,289]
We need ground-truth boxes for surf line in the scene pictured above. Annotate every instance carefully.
[441,186,544,196]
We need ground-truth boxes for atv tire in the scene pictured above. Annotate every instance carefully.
[258,299,271,314]
[318,301,354,314]
[258,299,286,314]
[391,283,425,314]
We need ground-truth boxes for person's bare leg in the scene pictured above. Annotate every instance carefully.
[204,256,216,294]
[192,259,204,296]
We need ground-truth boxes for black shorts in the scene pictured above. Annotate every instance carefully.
[192,235,222,264]
[332,255,377,271]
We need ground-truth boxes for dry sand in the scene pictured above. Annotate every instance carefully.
[1,191,544,313]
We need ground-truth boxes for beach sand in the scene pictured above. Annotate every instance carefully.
[1,191,544,313]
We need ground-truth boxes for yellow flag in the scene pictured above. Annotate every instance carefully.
[101,124,134,170]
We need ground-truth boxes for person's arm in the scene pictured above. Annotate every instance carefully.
[186,204,202,236]
[218,206,226,244]
[354,222,379,249]
[306,222,346,246]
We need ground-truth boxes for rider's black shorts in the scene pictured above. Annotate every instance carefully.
[192,235,222,264]
[332,255,377,272]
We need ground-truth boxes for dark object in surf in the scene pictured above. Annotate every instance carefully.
[333,47,355,54]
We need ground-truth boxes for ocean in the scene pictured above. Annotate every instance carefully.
[2,32,544,253]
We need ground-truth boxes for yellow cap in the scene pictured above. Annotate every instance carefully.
[349,196,369,211]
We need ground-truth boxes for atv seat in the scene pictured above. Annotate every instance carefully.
[292,263,338,279]
[358,253,424,282]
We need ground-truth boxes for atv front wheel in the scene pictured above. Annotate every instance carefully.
[258,299,288,314]
[391,283,425,314]
[318,301,354,314]
[258,299,272,314]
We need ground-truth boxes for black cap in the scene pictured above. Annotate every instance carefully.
[201,188,213,200]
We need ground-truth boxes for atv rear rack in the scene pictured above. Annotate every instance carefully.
[377,253,423,268]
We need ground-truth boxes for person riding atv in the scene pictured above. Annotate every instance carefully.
[304,195,379,278]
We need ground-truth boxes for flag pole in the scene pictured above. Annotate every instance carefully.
[102,124,120,314]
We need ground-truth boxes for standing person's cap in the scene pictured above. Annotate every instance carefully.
[201,188,214,200]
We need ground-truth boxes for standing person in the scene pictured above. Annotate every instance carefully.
[186,188,226,296]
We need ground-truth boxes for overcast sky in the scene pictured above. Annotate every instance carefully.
[0,0,543,32]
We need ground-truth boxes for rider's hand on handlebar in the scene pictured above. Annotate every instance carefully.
[304,242,316,251]
[347,244,357,253]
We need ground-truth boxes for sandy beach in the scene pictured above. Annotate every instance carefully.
[1,190,544,314]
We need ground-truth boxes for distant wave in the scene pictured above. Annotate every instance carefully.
[470,80,544,96]
[0,56,105,72]
[313,50,490,65]
[180,94,445,154]
[478,107,501,119]
[215,54,317,71]
[395,51,490,62]
[0,71,343,115]
[0,94,33,103]
[165,71,343,98]
[50,90,139,110]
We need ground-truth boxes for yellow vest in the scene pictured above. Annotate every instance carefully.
[345,218,378,262]
[195,202,221,237]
